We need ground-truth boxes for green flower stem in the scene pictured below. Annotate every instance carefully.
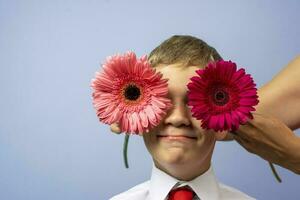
[269,161,282,183]
[123,134,130,168]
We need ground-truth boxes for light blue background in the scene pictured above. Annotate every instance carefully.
[1,0,299,199]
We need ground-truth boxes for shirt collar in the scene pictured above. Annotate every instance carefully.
[148,163,178,200]
[148,163,221,200]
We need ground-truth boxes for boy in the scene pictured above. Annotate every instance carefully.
[110,35,255,200]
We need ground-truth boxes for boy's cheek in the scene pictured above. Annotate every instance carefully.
[190,117,218,139]
[190,117,203,130]
[142,131,157,151]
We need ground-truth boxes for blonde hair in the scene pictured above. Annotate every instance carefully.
[148,35,222,67]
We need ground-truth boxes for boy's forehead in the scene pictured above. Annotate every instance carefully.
[155,63,203,82]
[155,63,203,96]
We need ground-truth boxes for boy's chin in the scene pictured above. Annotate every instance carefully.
[153,146,213,168]
[156,148,194,165]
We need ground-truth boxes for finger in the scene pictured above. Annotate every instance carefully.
[238,114,273,141]
[234,135,255,153]
[235,122,255,140]
[110,123,121,134]
[221,132,235,141]
[251,111,265,117]
[246,112,262,125]
[245,112,270,129]
[233,133,251,144]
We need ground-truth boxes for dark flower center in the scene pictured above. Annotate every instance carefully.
[213,89,229,106]
[124,84,141,101]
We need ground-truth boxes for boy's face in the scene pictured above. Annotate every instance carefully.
[142,63,227,170]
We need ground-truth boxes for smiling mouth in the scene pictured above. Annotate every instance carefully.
[157,135,197,140]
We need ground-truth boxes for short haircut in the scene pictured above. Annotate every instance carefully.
[148,35,222,67]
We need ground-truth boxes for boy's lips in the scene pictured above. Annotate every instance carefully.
[157,134,197,142]
[157,135,197,144]
[156,128,198,142]
[157,135,196,139]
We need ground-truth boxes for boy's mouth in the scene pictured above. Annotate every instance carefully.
[157,135,197,141]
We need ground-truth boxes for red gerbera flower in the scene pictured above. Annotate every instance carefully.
[187,60,259,132]
[91,51,172,134]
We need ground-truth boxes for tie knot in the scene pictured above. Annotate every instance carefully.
[168,186,195,200]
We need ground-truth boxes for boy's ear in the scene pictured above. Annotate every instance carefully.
[214,130,228,141]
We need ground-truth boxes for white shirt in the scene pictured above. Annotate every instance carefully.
[110,164,256,200]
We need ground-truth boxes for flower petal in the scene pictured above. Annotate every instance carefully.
[145,105,157,125]
[218,114,225,131]
[139,110,149,128]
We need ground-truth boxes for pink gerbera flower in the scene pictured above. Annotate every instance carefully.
[91,51,172,134]
[187,60,259,132]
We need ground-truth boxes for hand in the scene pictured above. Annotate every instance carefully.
[110,123,144,135]
[232,112,300,174]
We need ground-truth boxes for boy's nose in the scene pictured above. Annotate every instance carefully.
[164,103,190,127]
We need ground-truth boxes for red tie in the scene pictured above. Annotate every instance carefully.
[168,187,194,200]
